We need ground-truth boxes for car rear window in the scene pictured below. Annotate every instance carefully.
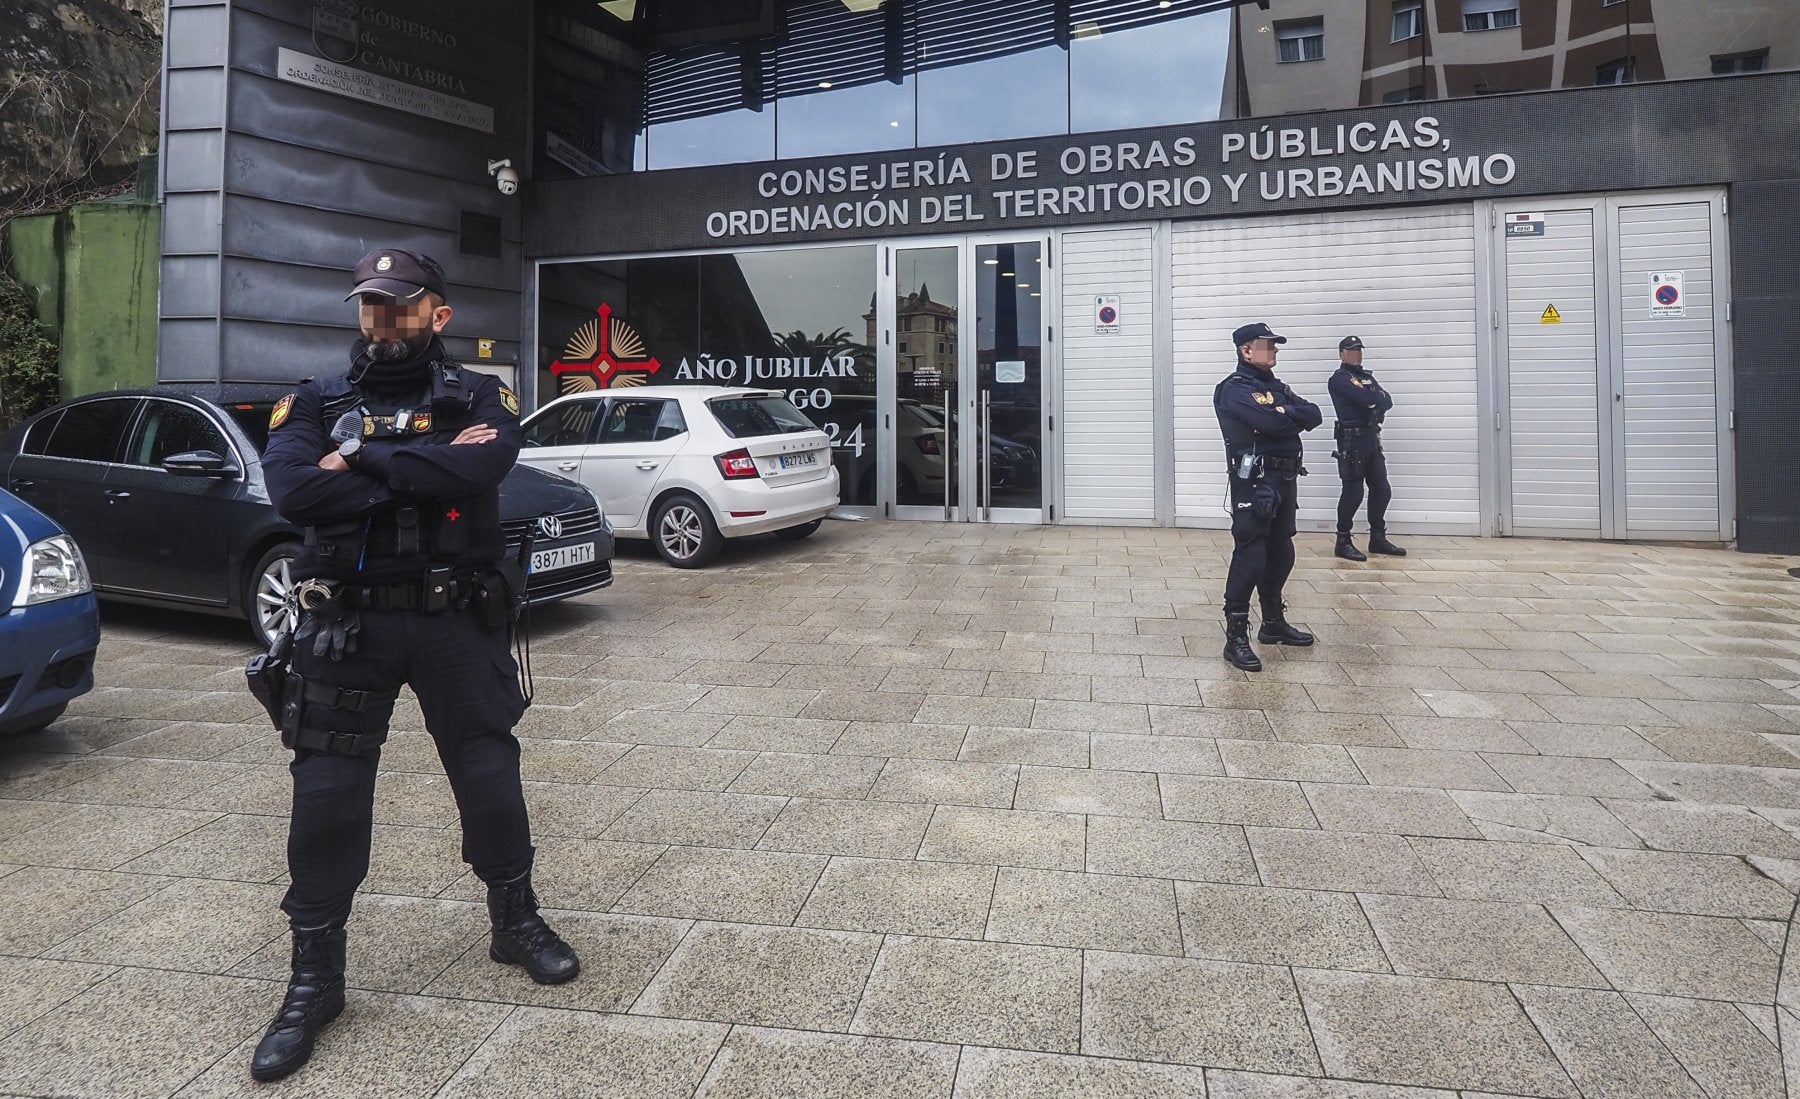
[707,396,815,439]
[43,399,136,462]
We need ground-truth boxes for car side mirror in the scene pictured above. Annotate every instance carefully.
[162,449,236,477]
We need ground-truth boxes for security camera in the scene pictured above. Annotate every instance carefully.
[487,158,520,196]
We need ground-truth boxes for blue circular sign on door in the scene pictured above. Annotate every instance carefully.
[1098,306,1118,324]
[1655,284,1680,306]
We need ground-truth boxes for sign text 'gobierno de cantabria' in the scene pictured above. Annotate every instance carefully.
[703,116,1514,242]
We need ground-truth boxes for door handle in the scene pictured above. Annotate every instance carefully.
[105,489,131,501]
[635,460,660,470]
[556,462,579,471]
[8,479,31,490]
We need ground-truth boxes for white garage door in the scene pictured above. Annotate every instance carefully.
[1061,227,1157,522]
[1171,208,1482,533]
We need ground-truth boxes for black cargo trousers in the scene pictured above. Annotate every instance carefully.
[1223,470,1301,617]
[281,601,530,928]
[1335,432,1392,537]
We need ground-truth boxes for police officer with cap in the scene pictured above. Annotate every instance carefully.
[1328,335,1405,561]
[248,249,578,1081]
[1215,322,1323,672]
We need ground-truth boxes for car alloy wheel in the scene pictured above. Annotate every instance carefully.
[652,494,722,568]
[251,544,301,648]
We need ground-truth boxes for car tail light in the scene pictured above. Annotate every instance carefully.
[715,449,760,479]
[914,435,941,455]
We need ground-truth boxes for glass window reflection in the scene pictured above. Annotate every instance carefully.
[644,106,774,169]
[1070,10,1231,132]
[777,78,917,158]
[917,45,1069,146]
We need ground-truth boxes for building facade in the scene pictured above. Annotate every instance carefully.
[155,0,1800,551]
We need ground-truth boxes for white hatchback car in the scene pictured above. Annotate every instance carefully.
[517,386,839,568]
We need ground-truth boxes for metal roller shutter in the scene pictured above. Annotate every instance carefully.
[1061,228,1157,522]
[1171,207,1481,534]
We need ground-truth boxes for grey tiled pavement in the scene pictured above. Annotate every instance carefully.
[4,522,1800,1097]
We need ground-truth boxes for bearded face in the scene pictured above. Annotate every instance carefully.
[358,293,449,361]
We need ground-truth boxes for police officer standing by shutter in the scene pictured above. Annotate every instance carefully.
[1215,322,1323,672]
[1329,335,1406,561]
[247,249,578,1082]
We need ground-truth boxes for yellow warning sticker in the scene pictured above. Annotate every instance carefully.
[1540,304,1562,324]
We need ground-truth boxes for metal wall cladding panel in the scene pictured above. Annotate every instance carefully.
[160,256,223,319]
[167,68,227,130]
[162,193,224,254]
[221,133,505,237]
[1061,228,1156,522]
[164,131,225,192]
[220,319,358,384]
[227,8,529,142]
[1171,207,1481,533]
[1616,201,1722,537]
[219,194,520,291]
[158,318,222,383]
[1728,179,1800,553]
[1504,208,1602,535]
[218,256,525,338]
[167,6,229,67]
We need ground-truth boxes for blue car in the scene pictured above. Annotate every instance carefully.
[0,488,100,735]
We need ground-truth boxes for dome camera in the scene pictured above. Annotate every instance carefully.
[487,158,520,196]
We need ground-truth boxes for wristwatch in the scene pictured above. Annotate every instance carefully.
[336,436,363,465]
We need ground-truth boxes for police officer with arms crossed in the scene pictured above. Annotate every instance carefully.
[1329,335,1406,561]
[246,249,578,1082]
[1215,322,1323,672]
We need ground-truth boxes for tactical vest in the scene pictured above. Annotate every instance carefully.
[306,362,504,580]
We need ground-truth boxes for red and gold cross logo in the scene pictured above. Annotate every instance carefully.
[550,303,663,394]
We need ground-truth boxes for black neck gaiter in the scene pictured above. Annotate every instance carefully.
[348,335,444,395]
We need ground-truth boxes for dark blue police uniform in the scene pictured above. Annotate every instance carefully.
[248,249,576,1084]
[1215,323,1322,671]
[1328,334,1405,560]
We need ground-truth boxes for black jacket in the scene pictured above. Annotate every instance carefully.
[1328,363,1394,428]
[1214,361,1322,459]
[264,342,522,582]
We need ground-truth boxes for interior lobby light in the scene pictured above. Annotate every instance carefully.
[840,0,884,10]
[598,0,636,19]
[1000,271,1015,278]
[1073,21,1103,39]
[819,81,834,89]
[983,258,999,265]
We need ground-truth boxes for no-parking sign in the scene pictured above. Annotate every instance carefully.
[1094,295,1121,334]
[1649,272,1685,318]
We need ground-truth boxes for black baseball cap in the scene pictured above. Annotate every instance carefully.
[1232,322,1287,347]
[1339,335,1365,351]
[346,248,448,303]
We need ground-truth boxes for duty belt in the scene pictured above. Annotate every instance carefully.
[1261,455,1301,473]
[1336,424,1381,438]
[348,570,480,612]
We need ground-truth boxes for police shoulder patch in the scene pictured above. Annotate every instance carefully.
[498,386,520,415]
[1251,391,1275,406]
[270,394,296,429]
[1351,377,1365,387]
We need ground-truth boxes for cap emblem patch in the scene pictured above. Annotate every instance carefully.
[375,256,393,272]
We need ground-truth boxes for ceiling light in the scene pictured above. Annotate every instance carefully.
[1017,282,1030,288]
[818,81,834,89]
[840,0,884,10]
[1000,271,1015,278]
[1073,21,1102,38]
[598,0,637,19]
[1159,0,1171,7]
[1030,292,1041,298]
[983,258,999,265]
[889,120,900,127]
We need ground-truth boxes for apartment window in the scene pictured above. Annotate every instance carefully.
[1712,50,1768,75]
[1462,0,1519,31]
[1381,85,1426,103]
[1275,19,1325,63]
[1392,1,1423,42]
[1595,57,1635,84]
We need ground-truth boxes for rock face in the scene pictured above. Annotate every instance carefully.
[1,0,163,215]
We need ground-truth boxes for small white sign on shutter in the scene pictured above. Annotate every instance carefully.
[1094,295,1122,334]
[1649,271,1685,318]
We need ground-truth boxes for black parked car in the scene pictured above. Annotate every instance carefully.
[2,388,614,647]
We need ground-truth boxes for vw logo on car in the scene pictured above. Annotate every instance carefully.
[537,514,564,540]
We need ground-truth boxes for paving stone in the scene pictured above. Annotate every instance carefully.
[1247,829,1439,895]
[1160,775,1318,828]
[1345,747,1510,792]
[705,716,849,754]
[601,789,787,848]
[1149,706,1276,740]
[1608,800,1800,858]
[689,685,818,718]
[634,922,880,1030]
[1030,699,1152,735]
[1630,993,1786,1099]
[1087,732,1225,775]
[726,751,886,799]
[695,1028,957,1099]
[518,781,643,839]
[1358,894,1607,986]
[1387,716,1536,753]
[1175,882,1389,971]
[595,744,759,791]
[508,836,666,912]
[1084,816,1258,883]
[1620,760,1800,810]
[851,935,1082,1052]
[1445,790,1643,849]
[1266,711,1405,748]
[0,956,114,1045]
[1294,970,1576,1096]
[614,846,826,925]
[1504,720,1669,760]
[1218,740,1364,783]
[1204,1071,1455,1098]
[1302,783,1480,838]
[1479,753,1656,799]
[917,695,1035,727]
[1637,726,1800,768]
[0,802,219,870]
[798,856,996,938]
[757,797,933,859]
[832,721,968,760]
[437,1008,726,1099]
[1554,905,1779,1001]
[114,811,288,882]
[986,867,1181,955]
[421,910,687,1011]
[1580,847,1796,917]
[959,726,1090,768]
[1511,985,1705,1099]
[953,1048,1208,1099]
[45,877,284,974]
[868,759,1019,808]
[1015,765,1162,817]
[916,806,1085,871]
[1409,836,1627,907]
[597,709,732,747]
[1081,951,1319,1074]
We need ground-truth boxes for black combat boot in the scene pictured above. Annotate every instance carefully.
[1335,535,1367,562]
[250,923,347,1082]
[1258,604,1315,646]
[488,870,581,985]
[1223,613,1262,672]
[1369,533,1407,556]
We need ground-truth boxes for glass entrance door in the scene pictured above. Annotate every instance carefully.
[882,236,1049,522]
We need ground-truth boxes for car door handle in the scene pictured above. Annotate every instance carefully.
[8,478,30,490]
[635,460,660,470]
[556,462,579,472]
[105,489,131,500]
